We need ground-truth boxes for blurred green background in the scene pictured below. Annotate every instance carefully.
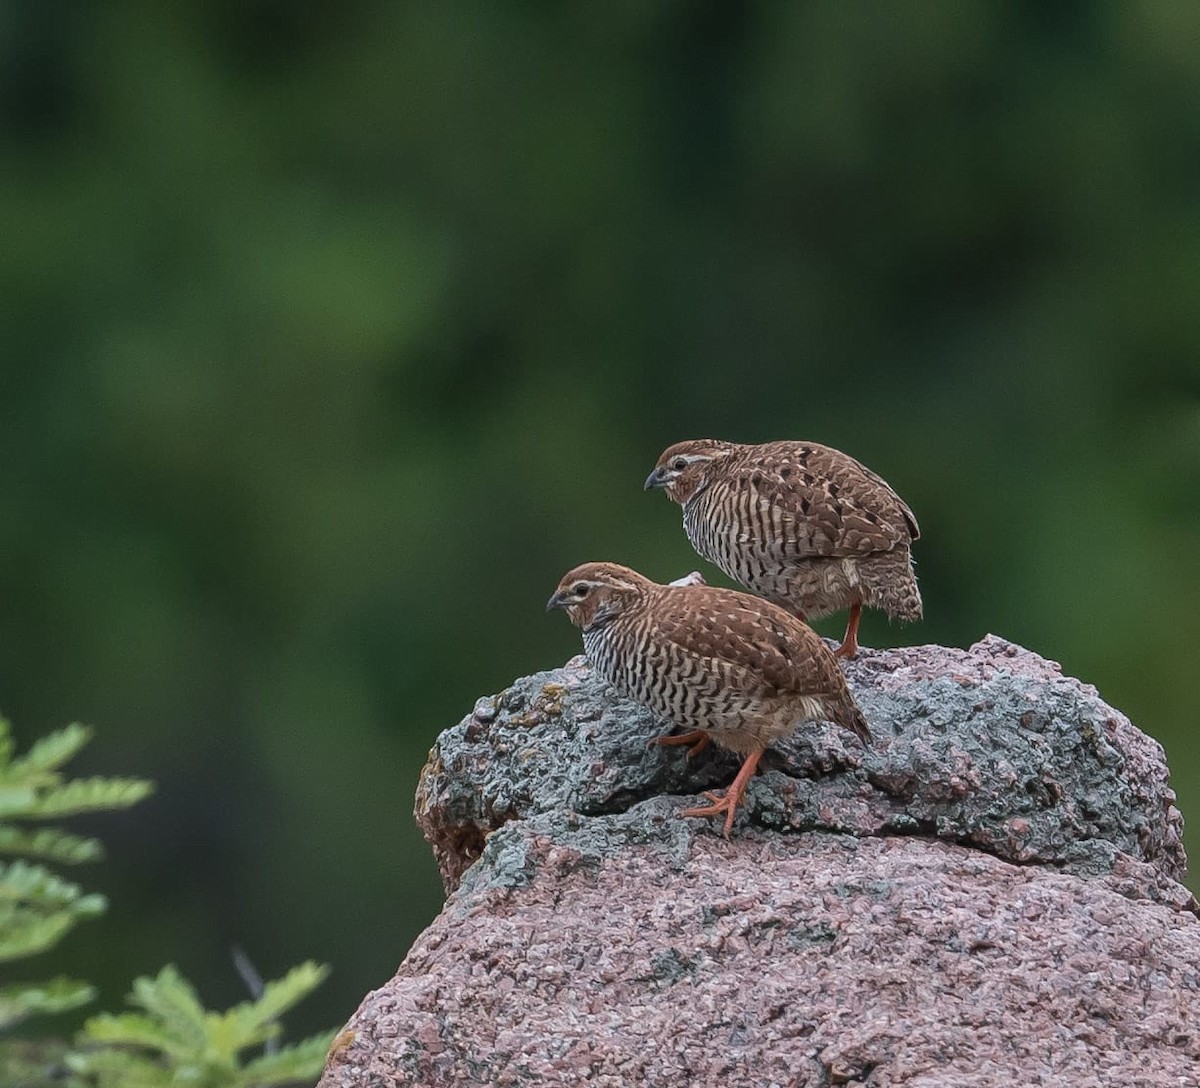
[3,1,1198,1039]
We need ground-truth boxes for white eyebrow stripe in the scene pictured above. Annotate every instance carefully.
[571,576,642,593]
[603,578,642,591]
[601,577,643,591]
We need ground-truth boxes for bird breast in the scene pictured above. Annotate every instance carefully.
[683,486,779,588]
[682,489,737,575]
[582,616,823,753]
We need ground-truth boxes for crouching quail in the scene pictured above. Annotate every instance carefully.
[546,562,869,836]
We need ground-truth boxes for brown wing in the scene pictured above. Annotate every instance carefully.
[648,585,850,705]
[724,441,918,558]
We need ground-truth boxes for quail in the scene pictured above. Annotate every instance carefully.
[546,562,869,837]
[645,439,921,658]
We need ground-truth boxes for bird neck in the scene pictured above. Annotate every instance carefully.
[579,594,644,634]
[681,479,712,512]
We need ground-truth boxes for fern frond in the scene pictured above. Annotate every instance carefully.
[0,911,77,963]
[0,862,104,961]
[81,1011,201,1062]
[0,977,96,1030]
[126,966,209,1053]
[9,777,154,819]
[0,859,99,909]
[0,826,103,864]
[5,724,93,785]
[0,717,152,1035]
[205,1009,281,1061]
[241,1030,338,1086]
[73,963,335,1088]
[224,961,331,1042]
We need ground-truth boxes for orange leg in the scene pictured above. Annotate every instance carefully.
[834,600,862,659]
[654,729,711,759]
[680,744,766,838]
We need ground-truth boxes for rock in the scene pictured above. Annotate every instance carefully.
[321,637,1198,1087]
[415,636,1186,897]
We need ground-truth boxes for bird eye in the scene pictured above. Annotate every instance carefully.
[671,457,687,471]
[573,583,589,597]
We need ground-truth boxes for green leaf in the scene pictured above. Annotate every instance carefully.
[0,716,150,1031]
[0,862,105,961]
[0,825,104,864]
[6,724,93,785]
[10,777,154,819]
[82,1011,200,1062]
[0,910,77,962]
[126,965,209,1053]
[225,962,331,1042]
[242,1031,338,1086]
[0,859,89,909]
[72,962,334,1087]
[205,1009,281,1062]
[0,977,95,1030]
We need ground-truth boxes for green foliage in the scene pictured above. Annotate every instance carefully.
[0,718,332,1087]
[0,978,98,1033]
[68,963,335,1088]
[0,718,153,1032]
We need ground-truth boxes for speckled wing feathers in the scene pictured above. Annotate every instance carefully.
[644,585,866,740]
[724,442,917,560]
[855,460,920,540]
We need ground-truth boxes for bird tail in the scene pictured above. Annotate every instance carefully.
[888,577,923,624]
[862,548,923,623]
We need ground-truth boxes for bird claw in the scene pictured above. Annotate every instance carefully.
[678,745,765,838]
[680,791,738,838]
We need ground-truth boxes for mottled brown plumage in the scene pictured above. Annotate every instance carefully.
[645,439,922,658]
[546,561,869,836]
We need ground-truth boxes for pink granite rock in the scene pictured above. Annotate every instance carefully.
[321,638,1197,1087]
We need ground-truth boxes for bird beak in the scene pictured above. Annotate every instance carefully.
[545,590,567,612]
[644,467,669,491]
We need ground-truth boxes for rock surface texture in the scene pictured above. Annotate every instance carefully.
[320,637,1198,1088]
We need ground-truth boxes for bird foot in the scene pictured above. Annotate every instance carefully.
[833,636,858,660]
[678,745,765,838]
[653,730,711,760]
[681,790,742,838]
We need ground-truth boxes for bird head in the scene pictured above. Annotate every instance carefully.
[644,439,735,504]
[546,562,652,631]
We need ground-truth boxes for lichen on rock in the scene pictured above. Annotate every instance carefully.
[415,636,1187,896]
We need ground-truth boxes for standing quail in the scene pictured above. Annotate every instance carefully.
[645,439,921,658]
[546,562,869,837]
